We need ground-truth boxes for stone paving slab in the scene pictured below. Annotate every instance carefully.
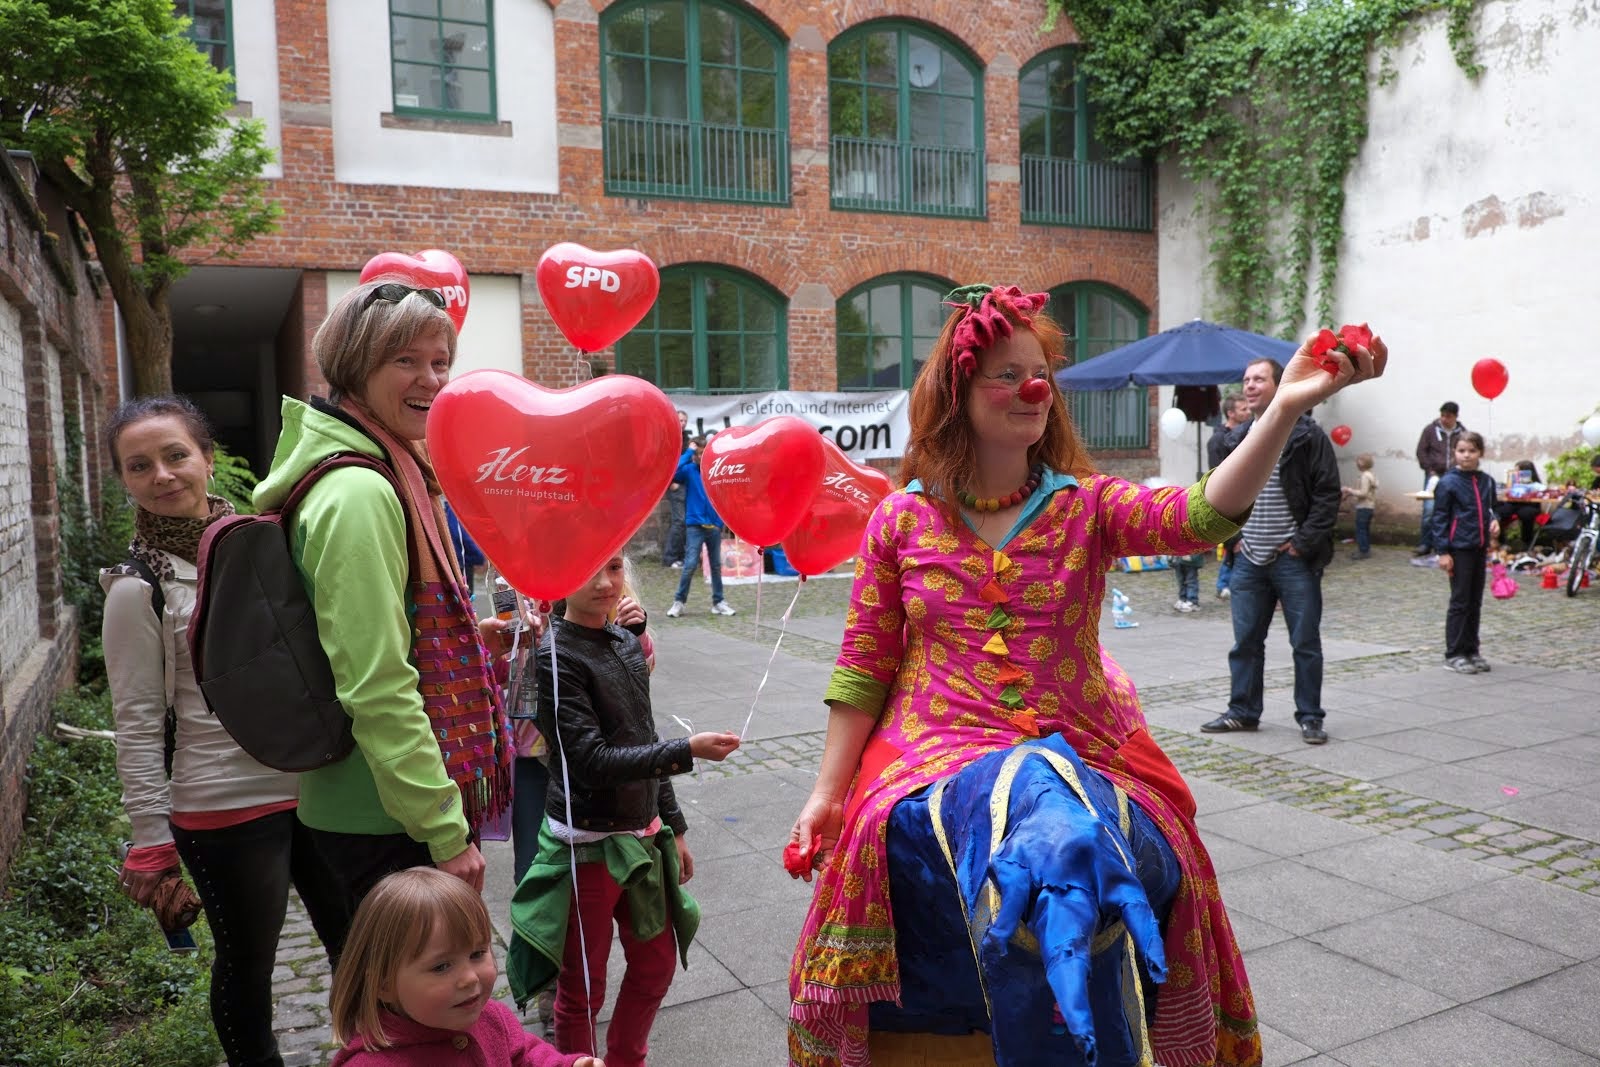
[1327,1006,1600,1067]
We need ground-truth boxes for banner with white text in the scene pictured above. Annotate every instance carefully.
[670,390,911,460]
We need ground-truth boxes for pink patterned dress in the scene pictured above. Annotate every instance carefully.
[788,472,1262,1067]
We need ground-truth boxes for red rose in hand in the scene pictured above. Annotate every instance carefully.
[1338,322,1373,354]
[1308,328,1342,375]
[783,833,823,876]
[1307,322,1376,376]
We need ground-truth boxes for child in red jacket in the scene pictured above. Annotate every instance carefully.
[330,867,602,1067]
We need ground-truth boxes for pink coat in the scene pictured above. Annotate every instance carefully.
[332,1001,584,1067]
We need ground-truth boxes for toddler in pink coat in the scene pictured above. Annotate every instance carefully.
[330,867,602,1067]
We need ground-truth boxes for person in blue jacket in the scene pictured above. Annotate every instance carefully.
[444,501,486,595]
[667,434,737,618]
[1430,431,1498,674]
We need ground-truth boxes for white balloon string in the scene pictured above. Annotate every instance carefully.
[739,580,805,742]
[669,714,703,784]
[754,549,764,630]
[549,626,597,1054]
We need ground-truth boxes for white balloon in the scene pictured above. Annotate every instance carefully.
[1582,414,1600,447]
[1159,407,1189,441]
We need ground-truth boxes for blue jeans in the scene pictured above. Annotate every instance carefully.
[1226,552,1325,724]
[674,524,725,604]
[1174,561,1200,602]
[511,755,551,883]
[1354,507,1374,554]
[1418,473,1436,551]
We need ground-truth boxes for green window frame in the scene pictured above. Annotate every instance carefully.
[836,274,952,391]
[617,266,788,394]
[1049,282,1150,450]
[1019,48,1151,230]
[828,23,984,218]
[175,0,232,77]
[601,0,789,204]
[389,0,497,121]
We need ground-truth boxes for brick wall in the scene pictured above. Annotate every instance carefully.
[0,150,106,881]
[226,0,1157,458]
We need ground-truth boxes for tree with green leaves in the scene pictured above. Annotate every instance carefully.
[0,0,279,396]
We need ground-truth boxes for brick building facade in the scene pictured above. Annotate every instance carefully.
[0,150,107,876]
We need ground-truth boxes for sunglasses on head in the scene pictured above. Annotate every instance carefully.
[360,282,448,311]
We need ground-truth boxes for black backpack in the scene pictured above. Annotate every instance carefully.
[188,453,405,772]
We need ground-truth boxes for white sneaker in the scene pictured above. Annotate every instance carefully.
[711,601,737,616]
[669,561,683,569]
[1175,600,1196,613]
[666,601,684,618]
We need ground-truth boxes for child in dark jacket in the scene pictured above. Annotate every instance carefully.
[1430,432,1499,674]
[509,556,740,1067]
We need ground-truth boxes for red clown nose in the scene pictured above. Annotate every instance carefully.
[1018,378,1052,405]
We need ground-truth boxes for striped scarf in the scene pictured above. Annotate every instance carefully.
[338,399,513,831]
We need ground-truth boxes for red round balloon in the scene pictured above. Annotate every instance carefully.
[779,438,895,575]
[534,242,661,353]
[1330,424,1353,447]
[1471,358,1508,401]
[699,417,826,547]
[426,370,680,601]
[360,249,470,333]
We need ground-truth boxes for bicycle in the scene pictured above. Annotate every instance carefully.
[1564,491,1600,597]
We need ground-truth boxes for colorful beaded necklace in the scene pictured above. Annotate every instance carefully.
[957,464,1043,513]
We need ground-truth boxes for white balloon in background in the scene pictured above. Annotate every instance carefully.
[1159,407,1189,441]
[1582,414,1600,446]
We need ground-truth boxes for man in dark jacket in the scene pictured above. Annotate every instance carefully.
[1414,401,1465,557]
[1202,358,1340,744]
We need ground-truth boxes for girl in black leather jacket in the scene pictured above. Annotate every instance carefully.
[529,556,739,1064]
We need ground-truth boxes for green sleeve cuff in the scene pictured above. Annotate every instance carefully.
[824,667,890,718]
[1188,471,1249,543]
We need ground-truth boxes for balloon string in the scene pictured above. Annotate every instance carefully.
[669,715,703,784]
[739,579,805,742]
[754,548,764,631]
[548,623,597,1055]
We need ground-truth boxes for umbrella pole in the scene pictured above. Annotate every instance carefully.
[1195,421,1204,481]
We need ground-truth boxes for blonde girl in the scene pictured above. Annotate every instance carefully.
[330,867,599,1066]
[1343,452,1379,559]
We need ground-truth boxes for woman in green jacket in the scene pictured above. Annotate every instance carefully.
[256,280,517,932]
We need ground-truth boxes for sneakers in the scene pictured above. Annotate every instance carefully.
[1349,550,1370,561]
[669,560,683,569]
[1469,655,1492,672]
[1200,714,1259,733]
[710,601,737,616]
[1300,720,1329,744]
[1409,554,1439,568]
[666,601,684,618]
[1444,655,1480,674]
[1172,599,1196,613]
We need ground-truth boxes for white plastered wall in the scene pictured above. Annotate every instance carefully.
[325,272,526,378]
[232,0,283,179]
[326,0,559,192]
[1156,0,1600,516]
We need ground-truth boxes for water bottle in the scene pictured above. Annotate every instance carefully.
[1111,588,1138,629]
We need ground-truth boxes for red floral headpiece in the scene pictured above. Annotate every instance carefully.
[943,284,1051,404]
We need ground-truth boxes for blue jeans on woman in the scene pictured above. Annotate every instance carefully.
[1226,551,1325,725]
[674,524,726,605]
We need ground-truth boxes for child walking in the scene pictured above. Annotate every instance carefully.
[1172,550,1204,612]
[329,867,599,1066]
[1343,452,1379,559]
[508,556,740,1067]
[1430,432,1498,674]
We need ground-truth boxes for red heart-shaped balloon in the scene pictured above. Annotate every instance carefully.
[699,417,826,547]
[535,243,661,353]
[780,439,895,575]
[360,249,470,333]
[1330,424,1353,447]
[426,370,680,601]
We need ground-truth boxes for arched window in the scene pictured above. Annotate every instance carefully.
[836,274,951,390]
[601,0,788,203]
[828,24,983,218]
[1019,48,1150,230]
[1049,282,1149,449]
[617,266,787,393]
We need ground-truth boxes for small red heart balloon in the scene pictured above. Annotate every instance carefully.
[1470,358,1508,401]
[1330,424,1353,447]
[426,370,680,601]
[535,243,661,353]
[360,249,470,333]
[699,416,826,546]
[780,439,895,575]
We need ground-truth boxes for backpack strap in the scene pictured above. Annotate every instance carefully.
[275,452,419,579]
[122,557,177,777]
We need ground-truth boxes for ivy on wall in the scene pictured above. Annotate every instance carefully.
[1046,0,1482,337]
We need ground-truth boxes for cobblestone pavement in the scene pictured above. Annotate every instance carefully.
[262,545,1598,1064]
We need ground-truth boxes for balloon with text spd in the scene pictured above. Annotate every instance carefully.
[535,242,661,353]
[360,249,470,333]
[426,370,680,602]
[700,416,826,547]
[1470,358,1509,401]
[780,438,895,576]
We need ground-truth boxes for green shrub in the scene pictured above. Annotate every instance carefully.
[0,690,221,1067]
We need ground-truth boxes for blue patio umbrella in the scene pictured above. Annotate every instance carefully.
[1054,319,1297,391]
